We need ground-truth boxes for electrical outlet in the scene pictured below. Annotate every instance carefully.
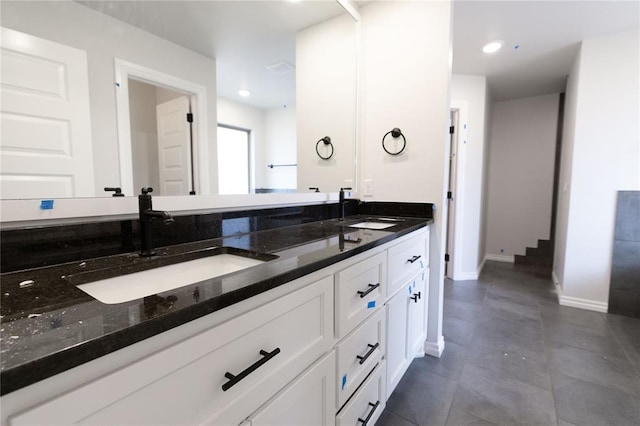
[364,179,373,197]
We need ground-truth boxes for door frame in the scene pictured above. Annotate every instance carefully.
[446,102,468,280]
[114,59,209,196]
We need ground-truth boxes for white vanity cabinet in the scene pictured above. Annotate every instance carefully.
[8,276,334,426]
[384,228,430,399]
[3,224,431,426]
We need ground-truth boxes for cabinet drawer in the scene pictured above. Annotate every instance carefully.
[387,232,427,298]
[335,252,386,339]
[335,309,385,409]
[336,361,386,426]
[10,277,334,426]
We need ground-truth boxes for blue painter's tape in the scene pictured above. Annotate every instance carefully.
[422,271,425,281]
[40,200,54,210]
[342,374,347,390]
[420,260,424,268]
[408,286,412,294]
[413,280,416,289]
[367,300,376,309]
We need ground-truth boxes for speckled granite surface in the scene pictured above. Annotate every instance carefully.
[1,204,432,395]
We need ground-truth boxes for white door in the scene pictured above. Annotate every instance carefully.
[155,96,191,195]
[0,27,94,198]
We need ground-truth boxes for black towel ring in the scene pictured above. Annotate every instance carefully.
[316,136,334,160]
[382,127,406,155]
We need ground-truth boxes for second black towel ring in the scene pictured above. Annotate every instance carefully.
[382,127,406,156]
[316,136,334,160]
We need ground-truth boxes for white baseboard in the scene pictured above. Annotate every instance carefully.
[424,337,445,358]
[552,270,560,286]
[485,254,514,263]
[558,294,608,313]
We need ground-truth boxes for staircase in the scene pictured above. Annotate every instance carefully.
[514,239,553,277]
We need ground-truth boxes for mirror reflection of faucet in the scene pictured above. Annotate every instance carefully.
[339,231,362,252]
[138,187,174,257]
[339,187,352,221]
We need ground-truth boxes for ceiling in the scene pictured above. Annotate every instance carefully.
[77,0,347,109]
[452,0,640,101]
[77,1,639,106]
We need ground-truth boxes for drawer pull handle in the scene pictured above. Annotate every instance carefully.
[411,291,422,303]
[222,347,281,391]
[407,255,422,264]
[358,401,380,426]
[357,283,380,298]
[356,343,379,364]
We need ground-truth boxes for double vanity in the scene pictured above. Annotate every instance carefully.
[1,204,432,426]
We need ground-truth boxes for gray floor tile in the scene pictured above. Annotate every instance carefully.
[538,301,608,330]
[385,362,458,426]
[444,281,487,305]
[451,363,557,425]
[445,407,498,426]
[606,314,640,374]
[443,317,476,347]
[444,299,482,323]
[548,342,640,396]
[465,340,552,390]
[375,409,418,426]
[413,340,467,381]
[554,375,640,426]
[543,318,627,358]
[482,287,542,321]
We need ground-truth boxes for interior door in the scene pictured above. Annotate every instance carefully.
[0,27,94,198]
[155,95,191,195]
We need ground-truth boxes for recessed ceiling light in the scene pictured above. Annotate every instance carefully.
[238,89,251,97]
[482,40,504,54]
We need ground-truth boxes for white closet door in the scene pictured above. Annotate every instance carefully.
[0,27,94,198]
[155,96,191,195]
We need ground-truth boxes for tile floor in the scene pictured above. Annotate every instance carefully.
[377,261,640,426]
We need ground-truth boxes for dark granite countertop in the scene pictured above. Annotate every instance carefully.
[0,215,430,395]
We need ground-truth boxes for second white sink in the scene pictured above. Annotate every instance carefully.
[348,221,396,230]
[77,254,266,304]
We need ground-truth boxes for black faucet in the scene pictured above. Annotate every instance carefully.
[138,187,174,257]
[339,187,352,221]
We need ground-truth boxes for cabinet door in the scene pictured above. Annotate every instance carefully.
[385,286,409,398]
[250,352,336,426]
[407,271,427,359]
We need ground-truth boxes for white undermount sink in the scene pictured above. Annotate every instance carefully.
[76,253,267,304]
[348,221,396,230]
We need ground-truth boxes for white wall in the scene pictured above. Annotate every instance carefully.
[450,75,490,279]
[128,80,160,192]
[296,13,357,193]
[1,1,217,195]
[554,28,640,312]
[485,93,560,260]
[264,107,297,190]
[359,1,452,356]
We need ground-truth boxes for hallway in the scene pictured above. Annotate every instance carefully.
[378,261,640,425]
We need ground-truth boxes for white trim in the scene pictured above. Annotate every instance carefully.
[552,270,560,286]
[558,294,608,313]
[485,254,514,263]
[424,337,445,358]
[114,59,209,196]
[336,0,360,21]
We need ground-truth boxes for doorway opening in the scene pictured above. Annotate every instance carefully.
[445,109,460,278]
[114,59,209,197]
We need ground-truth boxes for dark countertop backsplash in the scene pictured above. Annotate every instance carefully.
[0,200,433,395]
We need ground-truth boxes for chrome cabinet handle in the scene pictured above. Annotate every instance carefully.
[356,343,379,365]
[407,255,422,264]
[357,401,380,426]
[222,348,280,391]
[357,283,380,298]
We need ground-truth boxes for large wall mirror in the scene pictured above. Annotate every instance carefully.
[0,0,358,200]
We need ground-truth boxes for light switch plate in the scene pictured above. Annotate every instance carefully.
[364,179,373,197]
